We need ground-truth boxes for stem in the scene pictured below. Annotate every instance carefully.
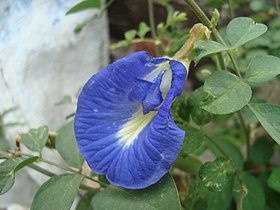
[275,0,280,16]
[28,164,99,193]
[184,0,212,28]
[21,153,108,187]
[235,172,247,210]
[147,0,161,56]
[205,135,230,159]
[0,150,13,159]
[173,23,209,61]
[227,0,235,18]
[184,0,244,76]
[237,111,250,160]
[229,54,242,77]
[21,153,79,173]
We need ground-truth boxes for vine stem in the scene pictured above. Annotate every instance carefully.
[237,111,250,160]
[20,153,108,187]
[147,0,161,56]
[235,172,247,210]
[227,0,235,18]
[28,163,99,193]
[184,0,242,77]
[276,0,280,16]
[205,135,230,159]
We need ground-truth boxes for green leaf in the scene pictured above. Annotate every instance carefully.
[249,103,280,145]
[76,192,95,210]
[241,106,258,124]
[208,138,244,170]
[245,55,280,86]
[258,172,280,210]
[179,125,206,157]
[204,0,224,8]
[193,40,229,63]
[56,121,84,168]
[31,174,84,210]
[199,157,235,192]
[110,40,130,50]
[66,0,101,15]
[0,157,38,195]
[166,11,187,26]
[124,30,137,42]
[21,126,49,153]
[249,138,273,165]
[234,174,265,210]
[171,93,189,122]
[91,173,180,210]
[202,71,252,114]
[188,87,213,125]
[200,185,232,210]
[137,22,151,39]
[268,168,280,193]
[226,17,267,47]
[250,0,271,12]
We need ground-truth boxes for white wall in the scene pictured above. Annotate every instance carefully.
[0,0,109,207]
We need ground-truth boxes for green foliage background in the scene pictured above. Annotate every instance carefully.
[1,0,280,209]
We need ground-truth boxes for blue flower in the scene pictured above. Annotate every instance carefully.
[74,51,187,189]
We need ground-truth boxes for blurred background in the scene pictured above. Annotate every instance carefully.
[1,0,280,209]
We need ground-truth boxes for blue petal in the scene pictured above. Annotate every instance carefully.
[74,51,187,189]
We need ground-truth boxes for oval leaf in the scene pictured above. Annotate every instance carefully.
[199,157,235,192]
[21,126,49,153]
[31,174,84,210]
[249,103,280,145]
[249,138,273,165]
[56,121,84,168]
[199,185,233,210]
[188,87,213,125]
[91,173,180,210]
[268,167,280,193]
[245,55,280,86]
[226,17,267,47]
[0,157,38,195]
[76,192,95,210]
[66,0,100,15]
[202,71,252,114]
[193,40,229,63]
[179,125,206,157]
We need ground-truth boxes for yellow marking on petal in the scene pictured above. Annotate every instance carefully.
[117,108,156,147]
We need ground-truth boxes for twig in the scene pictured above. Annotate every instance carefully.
[20,153,108,187]
[235,172,248,210]
[275,0,280,16]
[28,163,99,193]
[205,135,230,159]
[227,0,235,18]
[184,0,243,77]
[237,111,250,160]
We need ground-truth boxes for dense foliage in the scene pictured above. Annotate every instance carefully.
[1,0,280,209]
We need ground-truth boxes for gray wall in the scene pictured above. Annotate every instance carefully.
[0,0,109,208]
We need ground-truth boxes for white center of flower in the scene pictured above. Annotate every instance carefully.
[117,108,156,147]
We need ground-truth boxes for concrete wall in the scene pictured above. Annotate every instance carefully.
[0,0,109,208]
